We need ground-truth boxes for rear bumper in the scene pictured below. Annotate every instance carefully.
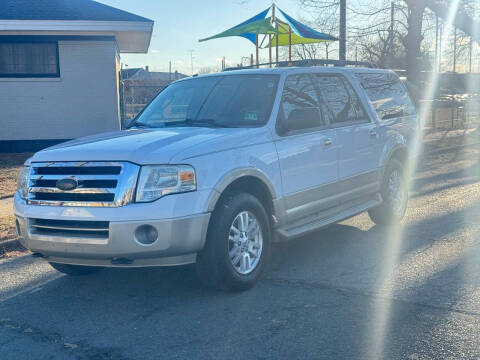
[15,211,211,268]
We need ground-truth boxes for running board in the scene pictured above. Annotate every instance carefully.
[275,194,382,241]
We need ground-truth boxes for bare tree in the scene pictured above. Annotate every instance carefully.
[296,0,449,85]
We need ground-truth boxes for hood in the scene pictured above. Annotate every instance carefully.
[30,127,271,164]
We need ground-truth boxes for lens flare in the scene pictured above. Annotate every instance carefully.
[366,1,463,359]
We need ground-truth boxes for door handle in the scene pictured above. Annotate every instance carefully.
[369,129,378,138]
[324,138,333,146]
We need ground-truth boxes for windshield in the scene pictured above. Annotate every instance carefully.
[132,74,280,128]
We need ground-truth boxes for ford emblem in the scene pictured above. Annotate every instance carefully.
[56,178,78,191]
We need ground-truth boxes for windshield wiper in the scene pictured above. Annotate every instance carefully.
[164,119,232,128]
[126,121,151,129]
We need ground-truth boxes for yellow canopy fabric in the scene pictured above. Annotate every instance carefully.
[264,20,332,47]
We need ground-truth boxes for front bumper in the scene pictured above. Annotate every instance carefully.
[14,192,212,267]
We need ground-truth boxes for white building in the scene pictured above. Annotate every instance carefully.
[0,0,153,152]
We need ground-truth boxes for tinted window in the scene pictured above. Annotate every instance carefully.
[134,74,279,128]
[277,74,326,134]
[314,75,367,125]
[0,42,59,77]
[355,72,416,120]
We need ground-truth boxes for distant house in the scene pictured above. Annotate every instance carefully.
[0,0,153,151]
[122,67,188,82]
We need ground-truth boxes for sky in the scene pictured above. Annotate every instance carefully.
[100,0,309,75]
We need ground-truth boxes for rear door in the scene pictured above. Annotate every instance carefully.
[313,74,381,202]
[354,71,419,156]
[274,73,338,223]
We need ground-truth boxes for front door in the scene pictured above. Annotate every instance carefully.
[274,73,338,223]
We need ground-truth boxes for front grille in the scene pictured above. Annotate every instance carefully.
[27,162,139,207]
[30,218,109,238]
[35,166,121,175]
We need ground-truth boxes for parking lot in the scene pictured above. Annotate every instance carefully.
[1,130,479,360]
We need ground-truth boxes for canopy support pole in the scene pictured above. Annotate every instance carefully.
[273,3,278,66]
[288,29,292,62]
[255,34,259,67]
[268,34,272,67]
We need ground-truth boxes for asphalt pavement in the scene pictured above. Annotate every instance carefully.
[1,131,479,359]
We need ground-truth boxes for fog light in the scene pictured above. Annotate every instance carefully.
[134,225,158,245]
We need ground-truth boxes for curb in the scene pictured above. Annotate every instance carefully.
[0,238,19,246]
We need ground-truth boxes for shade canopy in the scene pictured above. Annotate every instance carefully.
[198,5,337,46]
[198,4,338,66]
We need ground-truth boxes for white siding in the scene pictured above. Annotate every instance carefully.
[0,39,120,140]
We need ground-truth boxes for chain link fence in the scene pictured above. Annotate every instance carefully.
[120,81,169,126]
[419,95,480,131]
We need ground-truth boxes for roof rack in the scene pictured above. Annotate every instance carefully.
[223,59,373,71]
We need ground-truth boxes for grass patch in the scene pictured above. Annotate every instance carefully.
[0,214,16,242]
[0,153,32,199]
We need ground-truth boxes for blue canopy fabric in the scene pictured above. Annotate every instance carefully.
[236,7,270,44]
[199,7,271,44]
[278,8,338,41]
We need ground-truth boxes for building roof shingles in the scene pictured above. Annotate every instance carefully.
[0,0,152,22]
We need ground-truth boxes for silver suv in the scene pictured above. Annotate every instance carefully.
[15,66,419,291]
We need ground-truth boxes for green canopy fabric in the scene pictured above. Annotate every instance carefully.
[264,19,333,47]
[199,18,277,43]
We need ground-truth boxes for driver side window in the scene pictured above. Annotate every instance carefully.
[277,74,326,135]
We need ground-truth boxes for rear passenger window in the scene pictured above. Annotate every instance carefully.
[355,72,416,120]
[314,75,368,126]
[277,74,326,134]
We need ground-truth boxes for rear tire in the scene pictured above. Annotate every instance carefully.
[369,159,408,225]
[49,262,101,276]
[196,192,271,292]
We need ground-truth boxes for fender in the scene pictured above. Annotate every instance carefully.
[205,167,278,213]
[380,142,409,180]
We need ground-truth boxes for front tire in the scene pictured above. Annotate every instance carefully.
[369,159,408,225]
[49,262,101,276]
[196,192,271,292]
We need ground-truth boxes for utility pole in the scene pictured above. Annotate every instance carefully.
[439,20,443,72]
[169,61,172,82]
[389,1,394,64]
[435,15,439,72]
[453,27,457,73]
[339,0,346,61]
[188,49,195,75]
[469,36,473,73]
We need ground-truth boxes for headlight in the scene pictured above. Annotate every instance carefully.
[135,165,196,202]
[16,166,30,200]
